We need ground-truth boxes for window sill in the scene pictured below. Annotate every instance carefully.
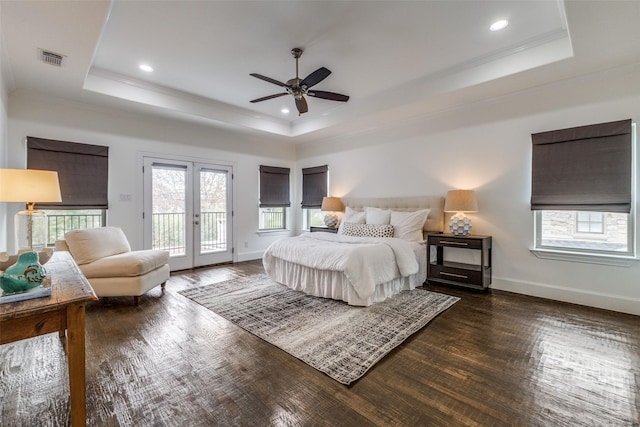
[256,229,292,237]
[530,248,637,267]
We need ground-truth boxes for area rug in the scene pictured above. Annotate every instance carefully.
[179,274,459,385]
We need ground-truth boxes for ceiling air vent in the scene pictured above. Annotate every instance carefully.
[39,49,65,67]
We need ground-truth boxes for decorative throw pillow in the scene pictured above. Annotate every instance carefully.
[337,207,366,234]
[365,207,391,225]
[390,209,431,242]
[342,223,395,238]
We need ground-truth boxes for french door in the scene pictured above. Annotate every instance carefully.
[142,157,233,271]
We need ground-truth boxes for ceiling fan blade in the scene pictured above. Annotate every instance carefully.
[307,90,349,102]
[301,67,331,89]
[295,96,308,114]
[250,73,289,88]
[250,93,288,103]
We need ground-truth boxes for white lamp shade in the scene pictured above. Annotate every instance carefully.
[320,196,344,212]
[0,169,62,203]
[444,190,478,213]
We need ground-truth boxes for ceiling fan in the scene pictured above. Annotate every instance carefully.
[250,48,349,115]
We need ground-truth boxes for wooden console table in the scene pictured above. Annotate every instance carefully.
[0,251,98,426]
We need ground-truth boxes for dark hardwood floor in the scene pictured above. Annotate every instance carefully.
[1,260,638,426]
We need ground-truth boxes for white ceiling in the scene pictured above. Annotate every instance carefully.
[2,1,639,141]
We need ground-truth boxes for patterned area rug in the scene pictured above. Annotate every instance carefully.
[179,274,459,385]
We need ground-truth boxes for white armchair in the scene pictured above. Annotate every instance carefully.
[56,227,170,305]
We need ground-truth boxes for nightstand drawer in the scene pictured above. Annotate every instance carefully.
[429,236,482,249]
[430,264,483,285]
[310,226,338,233]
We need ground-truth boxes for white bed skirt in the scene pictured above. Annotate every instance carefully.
[266,243,427,306]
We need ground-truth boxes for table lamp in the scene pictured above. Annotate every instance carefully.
[0,169,61,293]
[320,197,344,229]
[444,189,478,236]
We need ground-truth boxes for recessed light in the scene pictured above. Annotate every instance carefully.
[139,64,154,72]
[281,108,290,114]
[490,19,509,32]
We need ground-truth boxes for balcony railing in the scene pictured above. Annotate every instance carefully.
[47,213,103,245]
[152,212,227,255]
[47,210,270,254]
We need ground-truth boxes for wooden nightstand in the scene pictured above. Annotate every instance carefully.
[426,233,492,290]
[310,226,338,233]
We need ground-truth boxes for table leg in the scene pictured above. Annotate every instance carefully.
[66,303,87,426]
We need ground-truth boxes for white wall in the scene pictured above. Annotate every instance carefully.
[0,6,9,251]
[6,91,295,260]
[297,65,640,315]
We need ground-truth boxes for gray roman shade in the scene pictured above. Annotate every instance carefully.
[259,165,291,207]
[531,119,632,213]
[301,165,328,209]
[27,136,109,209]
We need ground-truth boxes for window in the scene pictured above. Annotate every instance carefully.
[531,119,634,258]
[304,208,326,229]
[258,165,290,230]
[576,212,603,234]
[537,211,629,253]
[27,137,109,245]
[301,165,328,229]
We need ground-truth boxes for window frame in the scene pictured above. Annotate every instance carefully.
[534,210,634,259]
[258,206,288,231]
[303,208,325,230]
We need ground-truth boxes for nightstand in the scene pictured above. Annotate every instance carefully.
[310,226,338,233]
[426,233,492,290]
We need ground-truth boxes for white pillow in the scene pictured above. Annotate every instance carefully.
[365,207,391,225]
[390,209,431,242]
[338,207,366,235]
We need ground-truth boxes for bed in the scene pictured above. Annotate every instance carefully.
[263,196,444,306]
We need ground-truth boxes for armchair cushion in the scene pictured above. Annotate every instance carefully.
[65,226,131,265]
[79,249,170,278]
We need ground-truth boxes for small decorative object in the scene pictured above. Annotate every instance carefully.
[321,196,344,229]
[0,251,47,293]
[444,189,478,236]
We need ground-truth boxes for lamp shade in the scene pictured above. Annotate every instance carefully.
[320,196,344,212]
[0,169,62,203]
[444,190,478,213]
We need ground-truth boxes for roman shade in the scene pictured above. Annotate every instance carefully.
[301,165,328,209]
[259,165,290,208]
[27,136,109,209]
[531,119,632,213]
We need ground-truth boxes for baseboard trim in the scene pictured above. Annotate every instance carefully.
[236,250,264,263]
[492,277,640,316]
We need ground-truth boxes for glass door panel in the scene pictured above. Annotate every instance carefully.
[194,164,232,266]
[152,165,187,256]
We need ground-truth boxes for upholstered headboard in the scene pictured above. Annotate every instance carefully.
[341,196,445,233]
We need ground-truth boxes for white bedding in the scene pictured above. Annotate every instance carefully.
[263,232,423,305]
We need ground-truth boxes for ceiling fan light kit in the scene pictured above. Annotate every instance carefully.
[250,48,349,115]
